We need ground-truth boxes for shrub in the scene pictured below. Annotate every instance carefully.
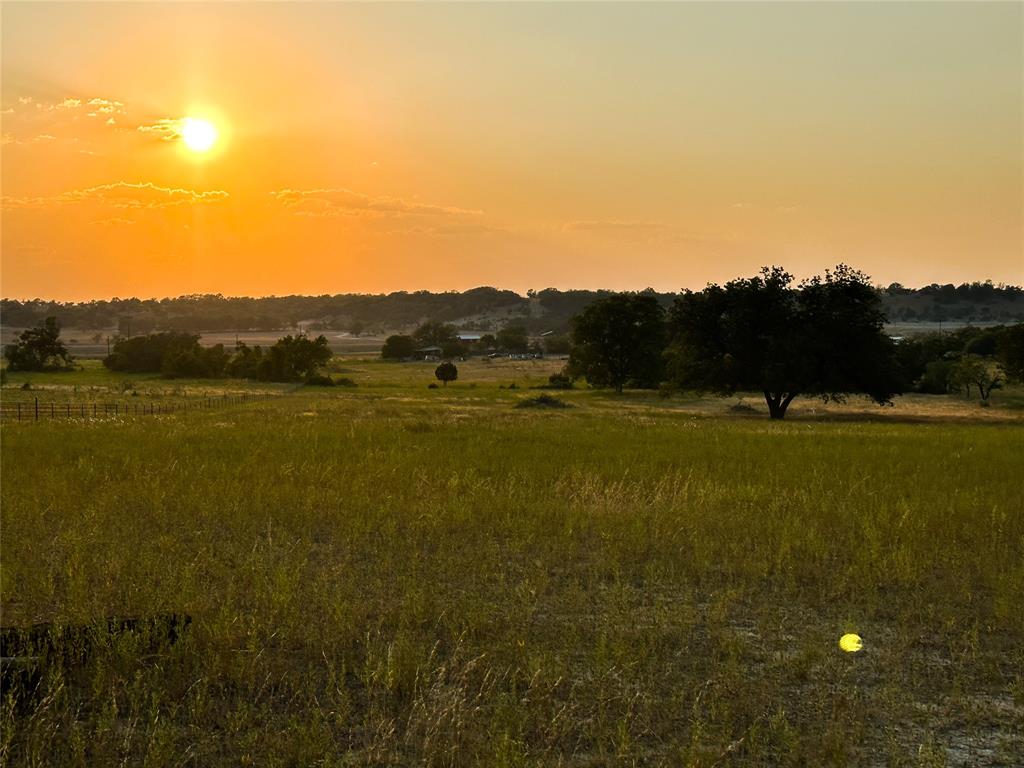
[304,373,336,386]
[545,372,574,390]
[515,394,571,409]
[427,382,439,389]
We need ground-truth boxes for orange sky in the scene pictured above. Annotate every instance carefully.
[2,2,1021,301]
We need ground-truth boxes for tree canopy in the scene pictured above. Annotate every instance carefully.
[3,317,75,372]
[381,334,417,360]
[567,294,666,394]
[435,362,458,386]
[103,331,330,382]
[667,265,901,419]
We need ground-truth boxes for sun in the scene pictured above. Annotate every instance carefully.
[180,117,218,152]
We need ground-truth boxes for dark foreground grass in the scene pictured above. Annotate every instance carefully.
[1,382,1022,765]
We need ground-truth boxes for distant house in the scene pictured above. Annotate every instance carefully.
[456,332,483,342]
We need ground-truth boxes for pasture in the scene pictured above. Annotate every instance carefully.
[1,359,1022,765]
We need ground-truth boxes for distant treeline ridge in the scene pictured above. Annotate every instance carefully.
[2,282,1022,334]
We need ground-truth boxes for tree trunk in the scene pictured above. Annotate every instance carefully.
[764,391,797,419]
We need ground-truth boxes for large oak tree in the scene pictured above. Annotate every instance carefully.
[667,265,901,419]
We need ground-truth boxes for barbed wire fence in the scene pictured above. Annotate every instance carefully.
[0,391,279,422]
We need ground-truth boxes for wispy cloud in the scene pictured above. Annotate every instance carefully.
[269,188,482,218]
[562,220,667,232]
[2,182,229,210]
[89,217,137,227]
[1,95,128,149]
[85,98,125,117]
[136,118,184,142]
[430,223,503,236]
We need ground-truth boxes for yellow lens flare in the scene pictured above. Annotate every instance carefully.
[839,633,863,653]
[180,118,218,152]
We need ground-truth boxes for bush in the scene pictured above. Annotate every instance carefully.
[427,382,439,389]
[515,394,571,409]
[335,377,357,388]
[161,345,229,379]
[729,400,758,413]
[304,373,336,386]
[545,372,574,390]
[916,359,956,394]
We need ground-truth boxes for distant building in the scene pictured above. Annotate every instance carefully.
[456,332,483,342]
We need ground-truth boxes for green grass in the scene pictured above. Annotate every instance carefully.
[2,361,1022,765]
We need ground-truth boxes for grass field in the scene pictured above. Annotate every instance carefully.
[2,360,1022,765]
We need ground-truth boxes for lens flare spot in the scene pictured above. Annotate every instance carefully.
[839,633,863,653]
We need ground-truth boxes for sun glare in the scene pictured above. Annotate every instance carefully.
[181,117,218,152]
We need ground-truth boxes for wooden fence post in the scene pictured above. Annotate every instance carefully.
[35,398,39,421]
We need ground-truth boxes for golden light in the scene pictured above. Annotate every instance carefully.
[180,117,218,152]
[839,633,863,653]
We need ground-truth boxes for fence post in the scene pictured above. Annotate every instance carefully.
[35,397,39,421]
[17,402,21,421]
[67,404,71,418]
[51,403,55,418]
[115,403,118,416]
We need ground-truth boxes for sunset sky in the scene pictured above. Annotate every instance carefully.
[2,2,1021,301]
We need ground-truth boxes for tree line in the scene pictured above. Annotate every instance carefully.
[3,280,1021,335]
[3,323,333,384]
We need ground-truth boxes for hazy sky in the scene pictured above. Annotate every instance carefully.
[2,2,1021,300]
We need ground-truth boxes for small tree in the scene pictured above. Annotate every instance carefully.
[435,362,458,386]
[381,334,416,360]
[952,355,1002,403]
[413,322,458,348]
[567,294,665,394]
[496,325,529,352]
[4,317,74,371]
[256,334,332,382]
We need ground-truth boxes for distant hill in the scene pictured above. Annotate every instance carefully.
[2,282,1021,336]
